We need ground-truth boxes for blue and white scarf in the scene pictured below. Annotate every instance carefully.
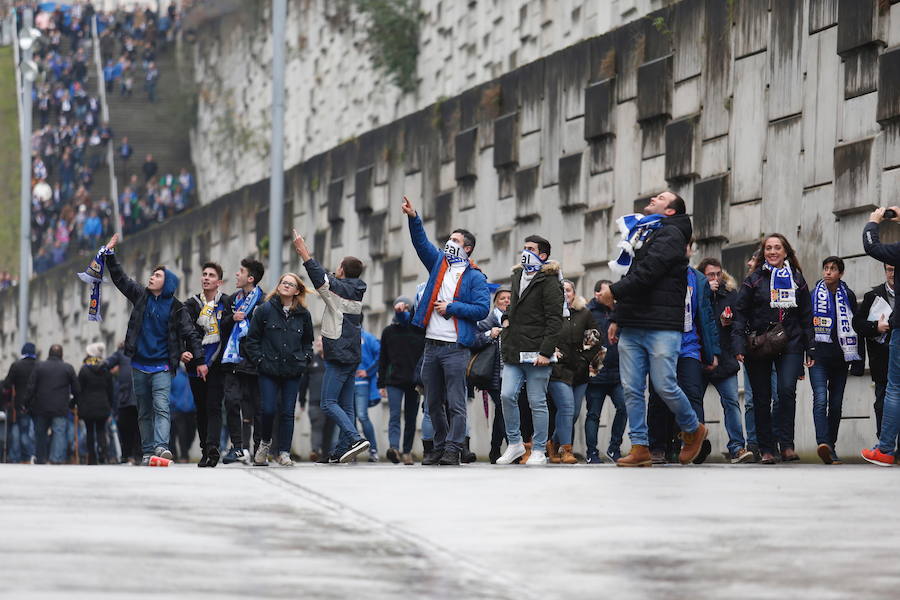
[222,286,262,364]
[763,261,797,308]
[77,246,111,322]
[812,279,861,361]
[444,239,469,266]
[610,213,664,277]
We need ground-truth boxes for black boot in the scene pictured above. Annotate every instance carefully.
[422,447,442,465]
[207,447,220,467]
[461,437,476,463]
[439,448,461,466]
[423,439,433,456]
[197,448,210,468]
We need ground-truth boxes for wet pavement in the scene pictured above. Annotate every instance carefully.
[2,462,899,599]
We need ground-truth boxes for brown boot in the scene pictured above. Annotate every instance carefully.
[616,445,652,467]
[546,440,561,464]
[518,442,533,464]
[678,423,708,465]
[560,444,577,464]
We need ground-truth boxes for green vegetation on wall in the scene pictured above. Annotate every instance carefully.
[0,46,20,278]
[357,0,421,94]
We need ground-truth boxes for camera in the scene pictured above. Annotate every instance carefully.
[885,209,898,219]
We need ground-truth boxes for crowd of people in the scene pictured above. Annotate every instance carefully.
[4,194,900,468]
[6,1,195,280]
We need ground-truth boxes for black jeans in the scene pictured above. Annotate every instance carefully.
[648,357,704,453]
[875,381,887,438]
[488,389,506,453]
[170,411,197,460]
[189,369,225,454]
[83,417,108,465]
[117,405,141,462]
[224,372,260,450]
[746,353,804,455]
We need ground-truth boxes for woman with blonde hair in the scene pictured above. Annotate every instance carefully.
[77,342,114,465]
[244,273,315,466]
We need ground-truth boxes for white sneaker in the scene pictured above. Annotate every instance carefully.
[275,451,294,467]
[526,450,548,465]
[239,448,252,465]
[254,441,271,466]
[496,442,526,465]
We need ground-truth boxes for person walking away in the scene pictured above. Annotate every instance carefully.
[104,343,141,464]
[2,343,38,463]
[354,327,381,462]
[25,345,80,465]
[77,343,114,465]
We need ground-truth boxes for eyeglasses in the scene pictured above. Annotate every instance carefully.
[280,280,298,289]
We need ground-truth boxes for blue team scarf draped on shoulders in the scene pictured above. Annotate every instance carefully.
[762,260,797,308]
[610,213,665,277]
[812,279,860,361]
[222,286,262,364]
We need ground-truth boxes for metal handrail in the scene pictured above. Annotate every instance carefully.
[91,14,122,238]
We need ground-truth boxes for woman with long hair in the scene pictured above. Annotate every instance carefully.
[244,273,314,467]
[733,234,815,464]
[77,342,114,465]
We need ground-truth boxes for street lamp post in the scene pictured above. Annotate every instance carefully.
[268,0,287,288]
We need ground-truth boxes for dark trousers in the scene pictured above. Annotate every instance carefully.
[387,384,420,454]
[189,370,225,454]
[170,411,197,460]
[648,357,704,453]
[258,374,301,455]
[421,342,470,453]
[83,417,108,464]
[224,371,260,451]
[746,353,804,455]
[875,381,887,438]
[117,405,141,462]
[488,389,506,453]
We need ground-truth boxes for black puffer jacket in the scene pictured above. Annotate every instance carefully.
[243,295,314,379]
[107,253,204,372]
[707,287,740,380]
[500,262,565,363]
[3,357,37,413]
[551,298,601,386]
[25,356,80,418]
[853,284,893,385]
[378,317,426,388]
[610,213,692,331]
[77,361,114,420]
[732,266,816,357]
[184,291,234,371]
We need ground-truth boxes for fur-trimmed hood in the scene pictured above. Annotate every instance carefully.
[569,295,588,312]
[511,260,561,275]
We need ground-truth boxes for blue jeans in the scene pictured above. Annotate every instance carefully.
[500,363,551,452]
[809,356,848,450]
[387,385,419,453]
[584,380,626,455]
[877,331,900,454]
[619,328,700,446]
[321,361,362,456]
[258,374,301,454]
[548,380,584,446]
[703,375,746,456]
[746,353,803,455]
[420,342,470,453]
[33,415,67,464]
[132,370,172,455]
[421,399,433,441]
[6,414,35,462]
[354,383,377,451]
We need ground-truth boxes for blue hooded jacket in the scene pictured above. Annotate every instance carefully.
[407,215,490,347]
[134,269,178,366]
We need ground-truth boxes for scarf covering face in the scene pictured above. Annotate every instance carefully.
[78,246,111,322]
[222,286,262,364]
[195,290,224,346]
[521,249,545,273]
[812,280,861,361]
[444,239,469,266]
[763,260,797,308]
[609,214,665,277]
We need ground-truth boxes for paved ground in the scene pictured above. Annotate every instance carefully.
[2,462,899,599]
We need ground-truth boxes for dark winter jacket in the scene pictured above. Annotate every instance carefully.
[864,222,900,329]
[586,298,619,384]
[243,295,314,379]
[77,360,114,420]
[706,286,740,380]
[378,317,426,388]
[689,267,721,367]
[854,283,893,385]
[551,298,601,386]
[3,357,37,413]
[610,213,692,331]
[501,262,564,364]
[407,214,491,347]
[732,265,816,357]
[107,252,204,373]
[103,349,135,411]
[25,356,80,418]
[471,308,504,391]
[303,258,366,365]
[184,291,233,372]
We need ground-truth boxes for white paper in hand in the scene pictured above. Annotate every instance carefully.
[868,295,893,343]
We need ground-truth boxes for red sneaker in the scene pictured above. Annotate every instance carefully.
[861,448,895,467]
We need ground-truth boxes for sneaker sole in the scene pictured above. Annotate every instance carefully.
[817,444,833,465]
[340,440,371,463]
[861,451,894,467]
[495,448,526,465]
[731,452,755,464]
[616,460,652,467]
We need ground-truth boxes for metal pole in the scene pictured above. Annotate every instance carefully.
[92,14,122,237]
[18,9,34,351]
[268,0,287,288]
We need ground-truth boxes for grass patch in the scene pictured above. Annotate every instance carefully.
[0,46,20,277]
